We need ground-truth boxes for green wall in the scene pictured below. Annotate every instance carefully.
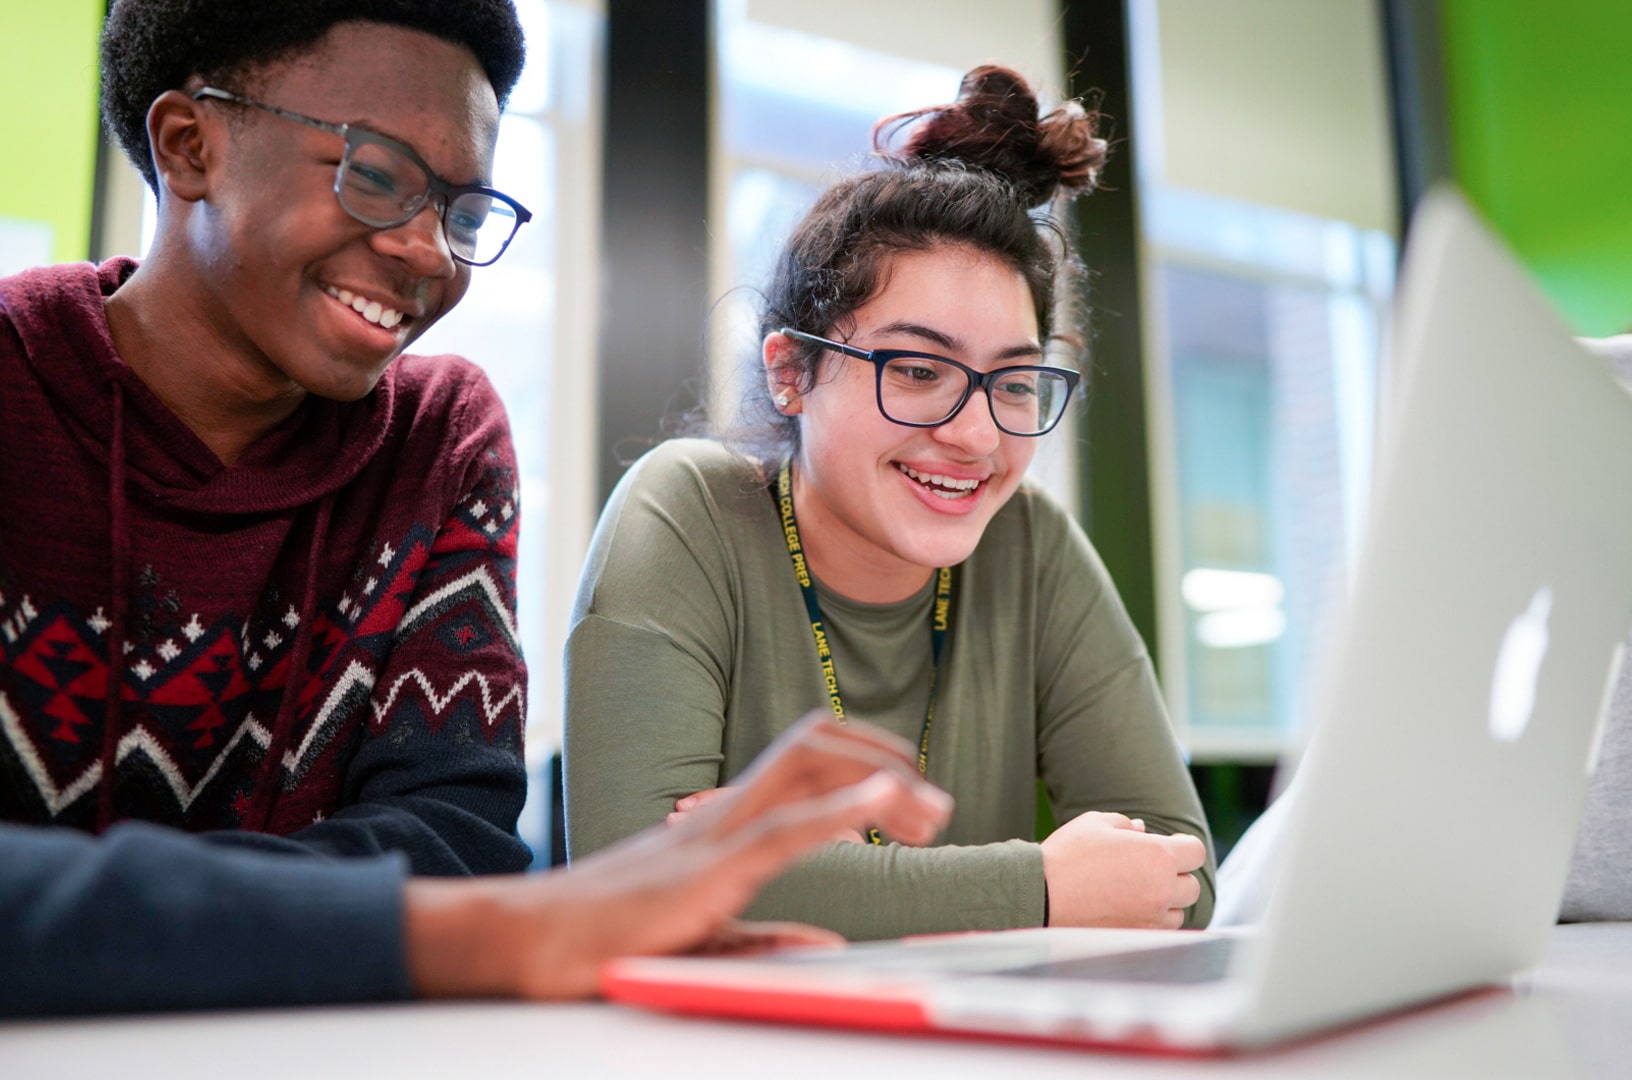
[0,1,106,264]
[1442,1,1632,336]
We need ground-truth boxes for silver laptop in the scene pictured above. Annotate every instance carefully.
[601,189,1632,1052]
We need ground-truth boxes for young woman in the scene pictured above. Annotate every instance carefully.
[565,66,1215,940]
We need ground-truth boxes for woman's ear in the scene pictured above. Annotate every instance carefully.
[146,89,214,204]
[762,331,803,415]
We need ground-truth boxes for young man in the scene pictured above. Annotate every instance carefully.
[2,1,533,870]
[0,0,955,1016]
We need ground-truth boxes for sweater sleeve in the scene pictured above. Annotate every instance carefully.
[1030,498,1218,927]
[0,821,409,1018]
[289,416,529,875]
[214,389,530,875]
[563,447,736,862]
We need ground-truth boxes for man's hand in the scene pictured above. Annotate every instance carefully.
[671,787,867,845]
[1039,811,1205,929]
[404,713,952,999]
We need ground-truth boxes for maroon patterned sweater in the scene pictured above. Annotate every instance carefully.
[0,259,528,874]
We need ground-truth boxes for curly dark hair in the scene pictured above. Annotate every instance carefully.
[100,0,527,192]
[719,65,1107,465]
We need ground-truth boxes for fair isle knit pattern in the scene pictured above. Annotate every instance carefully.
[0,260,528,872]
[0,476,522,833]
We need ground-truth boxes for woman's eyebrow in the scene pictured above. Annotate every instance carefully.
[871,320,1043,361]
[996,342,1045,361]
[870,320,960,352]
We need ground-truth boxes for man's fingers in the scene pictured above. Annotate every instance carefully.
[751,714,919,786]
[631,771,947,962]
[674,787,728,813]
[666,716,950,858]
[798,770,952,849]
[852,790,951,847]
[715,770,951,889]
[704,715,926,833]
[691,919,844,956]
[780,712,920,762]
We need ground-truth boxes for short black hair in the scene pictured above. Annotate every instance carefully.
[100,0,527,192]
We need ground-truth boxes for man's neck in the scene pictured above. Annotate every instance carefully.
[104,256,306,466]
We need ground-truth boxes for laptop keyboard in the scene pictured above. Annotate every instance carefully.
[1002,936,1239,985]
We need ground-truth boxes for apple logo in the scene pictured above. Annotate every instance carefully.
[1488,587,1553,743]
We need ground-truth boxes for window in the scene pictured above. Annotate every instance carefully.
[1146,188,1393,757]
[1130,0,1399,758]
[413,0,603,780]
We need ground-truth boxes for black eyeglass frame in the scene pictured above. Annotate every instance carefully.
[190,86,533,267]
[779,327,1081,437]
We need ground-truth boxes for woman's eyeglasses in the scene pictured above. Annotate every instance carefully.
[780,327,1079,437]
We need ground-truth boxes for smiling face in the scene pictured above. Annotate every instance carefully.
[173,20,500,404]
[772,244,1046,602]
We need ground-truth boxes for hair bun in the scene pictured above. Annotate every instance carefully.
[873,65,1107,208]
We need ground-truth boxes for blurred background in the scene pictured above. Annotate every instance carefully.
[5,0,1629,864]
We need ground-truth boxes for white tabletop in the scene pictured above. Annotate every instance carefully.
[4,923,1630,1080]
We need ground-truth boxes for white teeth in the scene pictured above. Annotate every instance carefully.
[898,464,982,493]
[324,285,404,329]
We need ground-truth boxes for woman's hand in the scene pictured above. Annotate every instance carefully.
[404,713,952,1000]
[1039,811,1205,929]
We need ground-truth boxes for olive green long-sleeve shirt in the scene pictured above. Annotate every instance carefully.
[564,439,1215,938]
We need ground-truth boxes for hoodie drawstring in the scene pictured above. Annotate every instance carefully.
[242,492,334,832]
[94,376,336,834]
[96,382,129,832]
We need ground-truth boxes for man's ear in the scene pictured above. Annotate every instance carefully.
[146,89,214,204]
[762,331,803,415]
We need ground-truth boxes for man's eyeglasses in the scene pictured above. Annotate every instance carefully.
[780,328,1080,437]
[192,86,532,267]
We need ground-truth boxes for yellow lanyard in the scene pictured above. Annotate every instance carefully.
[774,463,953,841]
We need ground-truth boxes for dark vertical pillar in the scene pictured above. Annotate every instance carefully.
[88,137,112,262]
[88,1,117,262]
[597,0,712,505]
[1062,0,1158,661]
[1381,0,1450,228]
